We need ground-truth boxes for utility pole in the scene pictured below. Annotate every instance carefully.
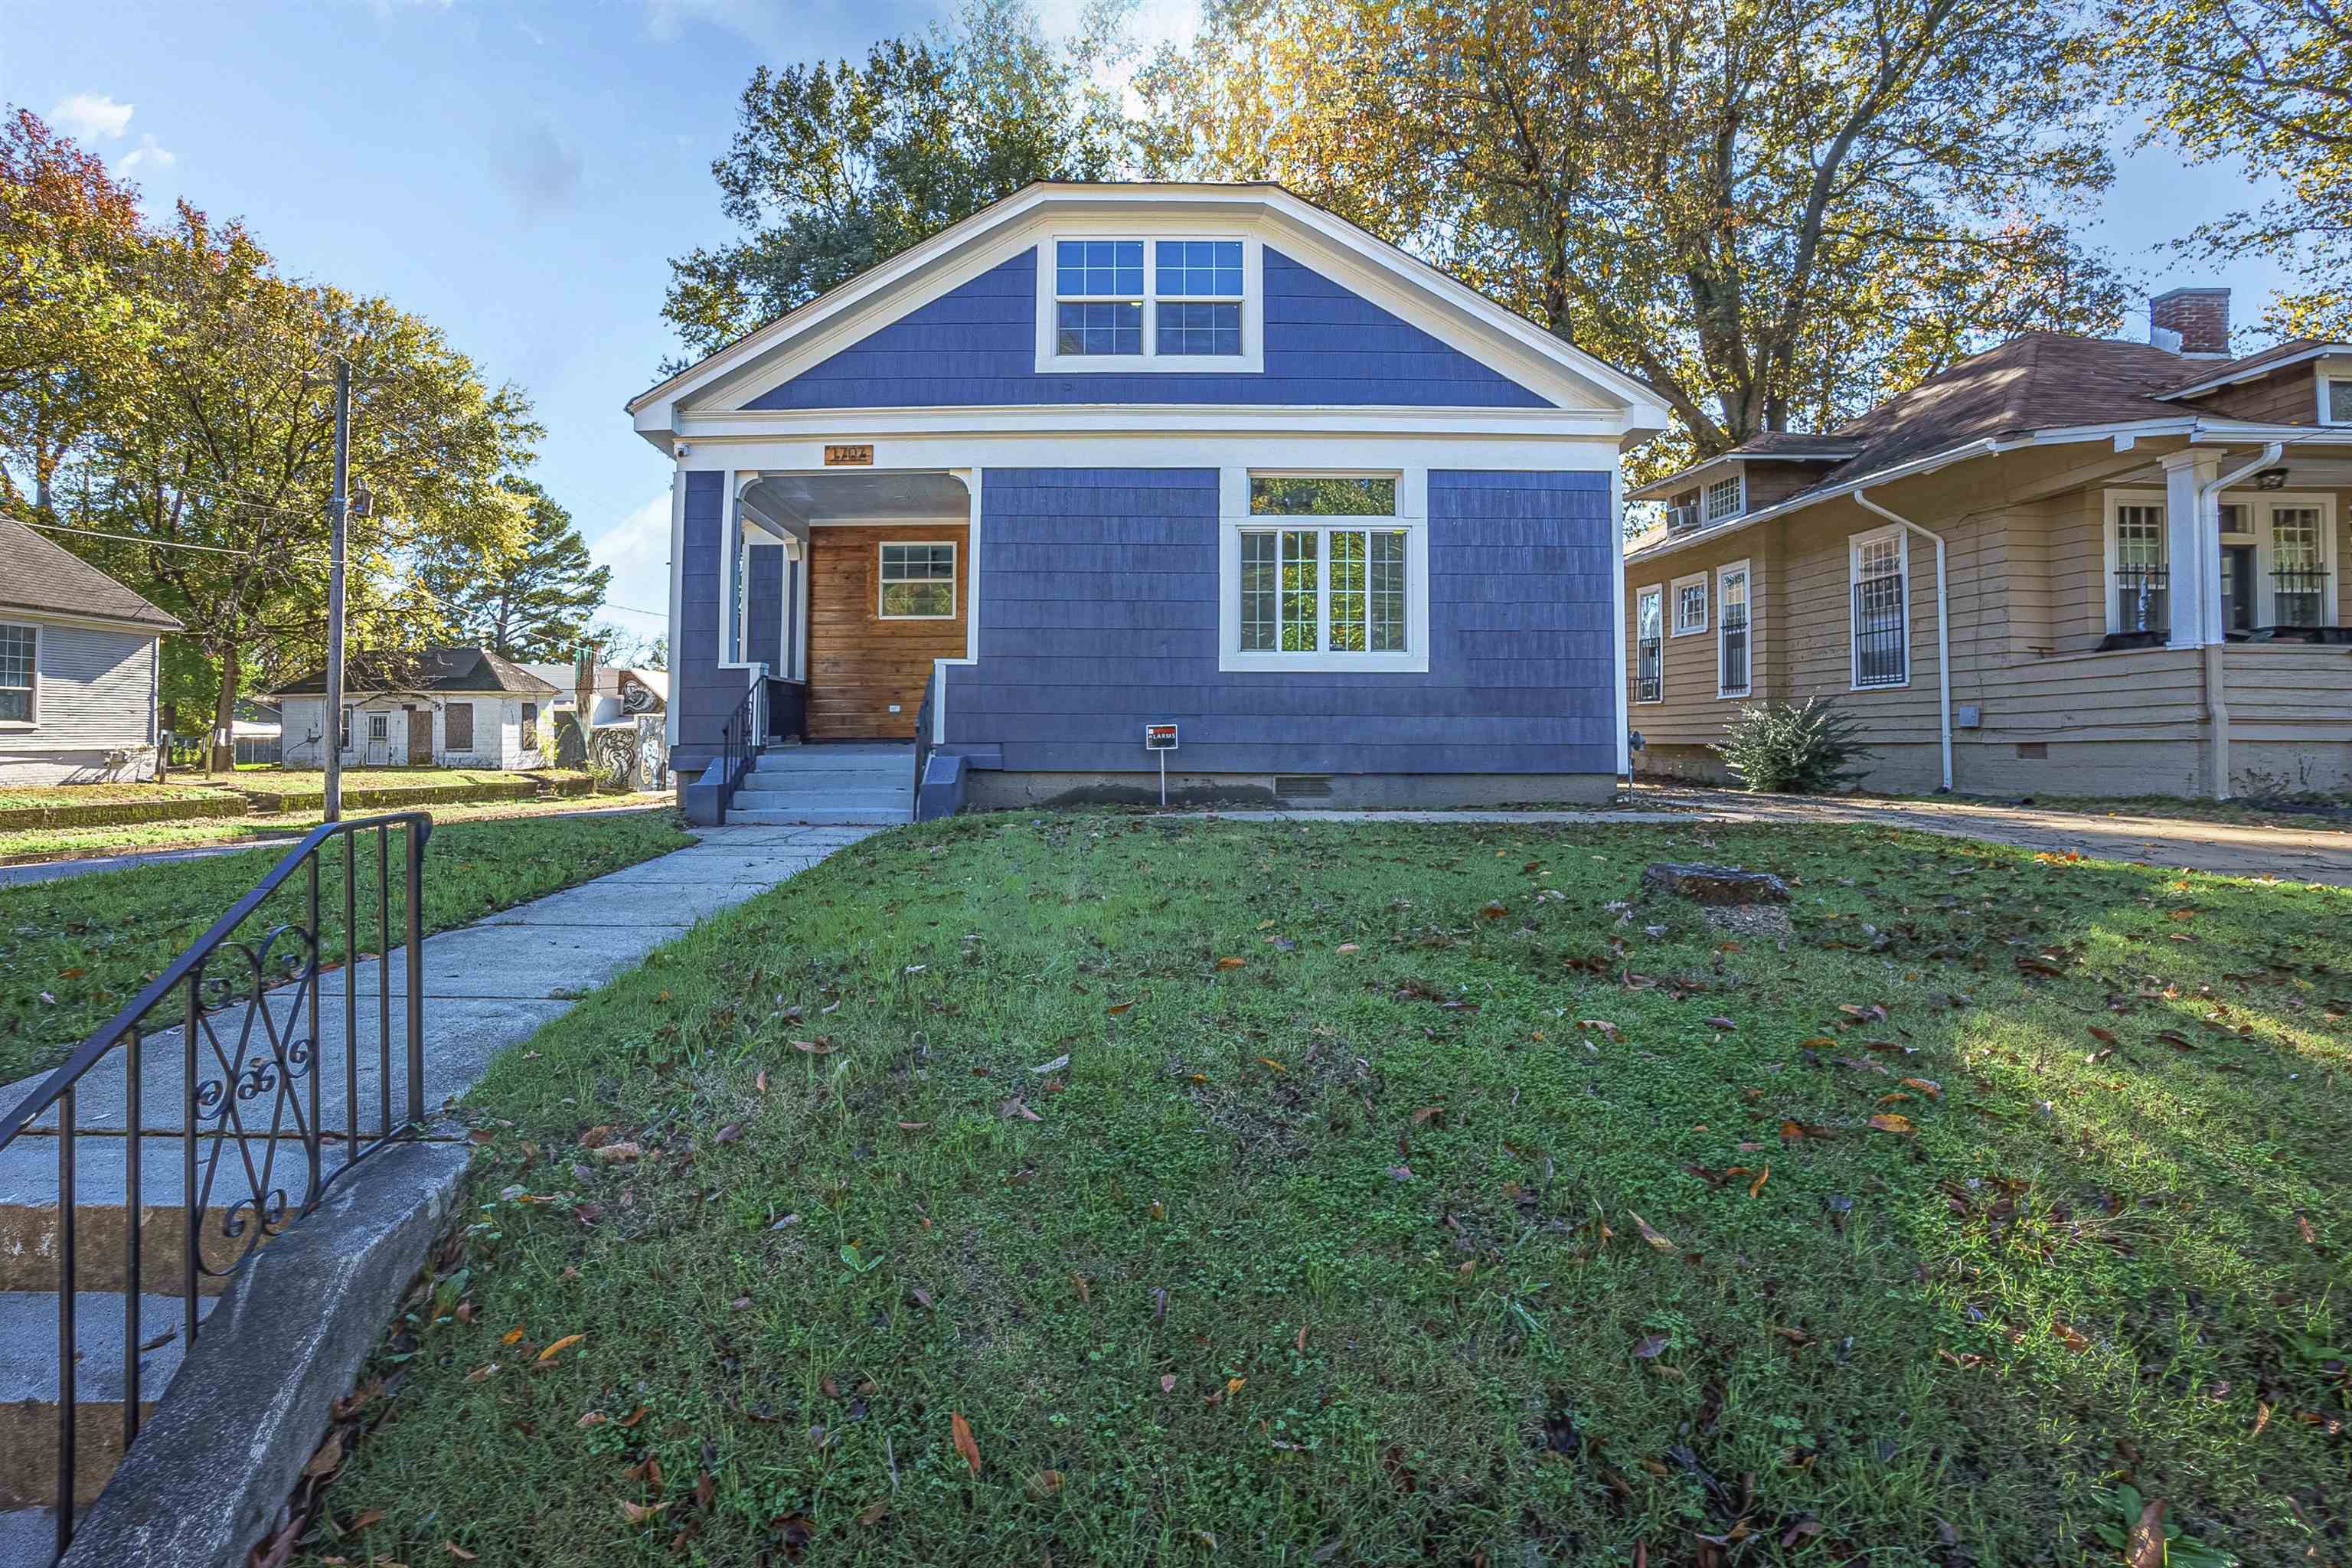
[323,359,350,824]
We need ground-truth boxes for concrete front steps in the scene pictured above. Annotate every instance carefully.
[730,743,914,825]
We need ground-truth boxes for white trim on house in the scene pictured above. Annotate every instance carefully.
[1632,583,1664,704]
[1609,464,1629,776]
[2100,485,2341,633]
[630,184,1668,446]
[1704,472,1744,523]
[1714,559,1751,698]
[1034,227,1266,374]
[0,619,36,729]
[1850,524,1910,690]
[2157,343,2352,401]
[1216,467,1429,674]
[1670,571,1708,636]
[2322,357,2352,426]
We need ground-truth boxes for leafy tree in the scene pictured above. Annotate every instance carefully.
[422,476,609,660]
[662,0,1112,365]
[67,206,540,771]
[639,634,669,672]
[2103,0,2351,338]
[0,107,162,521]
[1134,0,2125,472]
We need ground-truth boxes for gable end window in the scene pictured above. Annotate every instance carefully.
[1220,471,1427,673]
[2326,375,2352,426]
[0,623,33,724]
[1040,235,1263,371]
[1671,572,1708,636]
[1633,586,1664,704]
[1716,562,1751,698]
[1851,527,1909,688]
[1704,474,1744,523]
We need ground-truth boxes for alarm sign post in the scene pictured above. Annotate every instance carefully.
[1143,724,1178,805]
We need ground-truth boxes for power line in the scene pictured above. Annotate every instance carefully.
[16,519,254,557]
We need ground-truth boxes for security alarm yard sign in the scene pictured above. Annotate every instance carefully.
[1143,724,1178,751]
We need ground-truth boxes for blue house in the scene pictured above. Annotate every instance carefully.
[628,183,1667,823]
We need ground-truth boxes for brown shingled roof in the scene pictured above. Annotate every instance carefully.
[267,646,561,697]
[0,520,183,632]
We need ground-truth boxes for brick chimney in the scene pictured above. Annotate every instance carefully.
[2150,287,2231,357]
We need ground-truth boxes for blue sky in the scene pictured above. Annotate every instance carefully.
[0,0,2292,639]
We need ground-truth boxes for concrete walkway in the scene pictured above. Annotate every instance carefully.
[1207,796,2352,884]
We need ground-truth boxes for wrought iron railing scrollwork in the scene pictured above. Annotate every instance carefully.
[0,813,430,1560]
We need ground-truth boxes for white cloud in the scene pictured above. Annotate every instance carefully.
[588,491,675,632]
[51,93,134,142]
[117,133,175,175]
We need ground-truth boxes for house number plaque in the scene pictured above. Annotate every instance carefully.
[824,444,874,466]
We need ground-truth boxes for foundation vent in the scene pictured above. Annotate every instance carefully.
[1274,775,1333,799]
[2014,743,2048,760]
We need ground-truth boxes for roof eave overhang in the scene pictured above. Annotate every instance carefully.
[1625,416,2352,567]
[1625,448,1857,502]
[629,183,1670,450]
[2161,343,2352,401]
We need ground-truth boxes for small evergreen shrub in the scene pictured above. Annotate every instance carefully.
[1709,697,1874,793]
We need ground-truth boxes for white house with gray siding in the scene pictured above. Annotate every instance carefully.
[0,519,181,787]
[266,648,559,771]
[626,182,1669,824]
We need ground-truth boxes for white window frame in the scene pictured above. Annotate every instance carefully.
[1704,472,1744,523]
[1671,571,1708,636]
[2103,487,2338,632]
[1715,559,1752,699]
[0,621,35,729]
[1633,583,1664,704]
[1035,227,1266,374]
[1850,524,1910,691]
[1217,468,1427,674]
[2318,358,2352,426]
[877,540,959,620]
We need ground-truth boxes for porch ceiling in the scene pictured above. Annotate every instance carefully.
[746,469,971,526]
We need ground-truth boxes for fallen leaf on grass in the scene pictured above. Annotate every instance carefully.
[1900,1077,1942,1098]
[619,1501,669,1524]
[1027,1470,1064,1500]
[1702,1016,1736,1031]
[2051,1321,2090,1353]
[1335,943,1360,954]
[1868,1113,1916,1136]
[1161,1374,1178,1393]
[1256,1057,1288,1074]
[951,1412,982,1475]
[1747,1167,1769,1199]
[1628,1212,1675,1252]
[1106,1001,1134,1015]
[1479,901,1509,919]
[789,1039,834,1054]
[754,1069,769,1095]
[501,1326,525,1346]
[445,1544,477,1561]
[303,1433,343,1478]
[1411,1106,1443,1125]
[466,1363,498,1382]
[2126,1497,2167,1568]
[896,1121,930,1131]
[1578,1019,1620,1038]
[1070,1272,1090,1305]
[1215,957,1246,970]
[999,1098,1042,1122]
[2254,1401,2273,1437]
[714,1122,743,1145]
[857,1501,890,1527]
[591,1142,641,1165]
[1632,1334,1669,1359]
[536,1333,584,1365]
[1936,1349,1984,1370]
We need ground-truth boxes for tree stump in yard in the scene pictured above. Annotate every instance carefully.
[1640,862,1792,906]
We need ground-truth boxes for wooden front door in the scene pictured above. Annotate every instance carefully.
[404,704,433,764]
[807,523,969,740]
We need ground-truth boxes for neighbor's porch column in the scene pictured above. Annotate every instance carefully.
[2162,448,2223,647]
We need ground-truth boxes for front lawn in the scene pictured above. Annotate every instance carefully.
[0,782,229,810]
[0,810,694,1085]
[0,793,667,864]
[304,817,2346,1566]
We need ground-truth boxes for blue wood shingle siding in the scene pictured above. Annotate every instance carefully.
[675,471,729,773]
[942,468,1615,776]
[746,544,783,670]
[747,247,1552,410]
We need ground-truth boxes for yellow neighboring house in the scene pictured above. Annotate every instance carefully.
[1624,289,2352,800]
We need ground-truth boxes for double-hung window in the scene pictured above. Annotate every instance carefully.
[1223,474,1424,672]
[2269,505,2326,626]
[1851,527,1909,688]
[1634,586,1663,703]
[1716,562,1751,697]
[0,623,32,724]
[1044,235,1261,370]
[1671,573,1707,636]
[2112,503,2168,634]
[2326,375,2352,426]
[879,542,956,619]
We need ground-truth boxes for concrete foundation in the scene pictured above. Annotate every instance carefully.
[1642,735,2351,802]
[963,770,1619,810]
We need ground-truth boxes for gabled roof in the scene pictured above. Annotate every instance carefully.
[629,181,1669,444]
[2160,338,2351,399]
[266,646,560,698]
[0,520,183,632]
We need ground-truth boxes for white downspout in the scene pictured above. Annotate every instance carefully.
[1854,489,1952,793]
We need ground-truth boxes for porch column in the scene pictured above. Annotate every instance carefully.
[2162,449,2222,647]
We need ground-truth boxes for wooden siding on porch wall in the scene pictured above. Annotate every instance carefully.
[808,524,969,740]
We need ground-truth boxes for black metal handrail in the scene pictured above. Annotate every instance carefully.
[0,812,430,1560]
[910,666,937,822]
[716,677,760,817]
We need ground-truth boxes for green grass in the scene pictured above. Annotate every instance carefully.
[0,793,668,863]
[299,815,2349,1566]
[0,809,694,1084]
[0,782,231,810]
[245,767,577,789]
